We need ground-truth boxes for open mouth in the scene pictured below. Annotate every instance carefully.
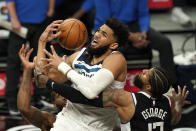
[91,39,98,46]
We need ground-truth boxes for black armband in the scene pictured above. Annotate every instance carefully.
[46,79,103,107]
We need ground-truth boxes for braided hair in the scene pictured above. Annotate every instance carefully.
[149,67,171,99]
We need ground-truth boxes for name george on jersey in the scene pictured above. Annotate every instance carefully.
[141,108,167,120]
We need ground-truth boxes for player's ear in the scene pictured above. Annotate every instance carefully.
[146,85,151,91]
[110,42,118,50]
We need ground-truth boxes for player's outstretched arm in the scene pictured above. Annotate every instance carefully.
[170,86,191,125]
[42,47,126,99]
[36,20,73,83]
[18,45,55,130]
[45,78,134,123]
[37,20,63,65]
[46,79,134,123]
[46,79,103,107]
[102,89,135,123]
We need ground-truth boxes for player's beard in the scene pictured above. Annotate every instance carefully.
[86,44,110,59]
[133,74,144,89]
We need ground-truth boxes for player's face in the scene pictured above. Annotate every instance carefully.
[91,24,117,49]
[53,93,67,110]
[139,68,153,86]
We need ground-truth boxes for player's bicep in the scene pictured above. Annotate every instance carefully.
[103,89,131,107]
[102,53,126,79]
[108,89,134,123]
[65,51,79,67]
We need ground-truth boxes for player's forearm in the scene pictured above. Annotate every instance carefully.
[58,66,114,99]
[17,69,32,114]
[37,39,47,62]
[36,40,48,73]
[46,79,103,107]
[6,2,19,21]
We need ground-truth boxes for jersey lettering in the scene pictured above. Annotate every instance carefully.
[142,108,167,120]
[78,70,94,78]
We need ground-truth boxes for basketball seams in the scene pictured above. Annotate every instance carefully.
[64,21,77,48]
[60,19,78,27]
[75,22,81,48]
[58,18,87,50]
[81,23,87,47]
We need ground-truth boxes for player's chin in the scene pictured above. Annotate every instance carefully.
[90,44,99,49]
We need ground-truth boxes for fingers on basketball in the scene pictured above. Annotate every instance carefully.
[57,18,88,50]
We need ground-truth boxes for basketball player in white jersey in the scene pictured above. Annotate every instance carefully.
[36,18,129,130]
[18,44,189,131]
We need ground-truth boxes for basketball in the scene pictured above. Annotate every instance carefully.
[57,18,88,50]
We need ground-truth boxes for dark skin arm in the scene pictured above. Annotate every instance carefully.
[103,89,135,123]
[18,45,56,130]
[35,20,68,83]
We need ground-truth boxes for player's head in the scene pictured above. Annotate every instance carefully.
[87,18,129,58]
[51,91,67,111]
[134,67,171,98]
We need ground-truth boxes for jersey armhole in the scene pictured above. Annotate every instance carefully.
[72,48,86,68]
[131,93,137,107]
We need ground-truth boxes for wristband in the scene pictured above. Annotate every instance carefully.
[58,62,71,75]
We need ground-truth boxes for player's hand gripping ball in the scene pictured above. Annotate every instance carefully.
[57,18,88,50]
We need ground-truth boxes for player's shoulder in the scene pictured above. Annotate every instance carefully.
[105,51,126,63]
[67,50,82,63]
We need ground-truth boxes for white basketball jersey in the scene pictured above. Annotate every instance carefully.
[51,48,125,131]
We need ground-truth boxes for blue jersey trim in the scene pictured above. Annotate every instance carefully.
[74,64,101,73]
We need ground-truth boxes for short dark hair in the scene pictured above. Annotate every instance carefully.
[149,67,171,98]
[105,18,129,47]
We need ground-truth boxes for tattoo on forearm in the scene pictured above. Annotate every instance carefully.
[103,89,115,105]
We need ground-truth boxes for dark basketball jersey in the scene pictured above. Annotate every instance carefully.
[121,91,172,131]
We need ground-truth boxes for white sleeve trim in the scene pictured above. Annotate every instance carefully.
[67,68,114,99]
[121,122,131,131]
[131,93,137,106]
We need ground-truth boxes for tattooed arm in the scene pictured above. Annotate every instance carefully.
[18,45,56,130]
[102,89,135,123]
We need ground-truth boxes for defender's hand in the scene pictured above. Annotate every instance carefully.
[19,44,34,70]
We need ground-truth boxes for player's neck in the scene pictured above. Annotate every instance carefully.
[91,56,103,64]
[141,88,152,97]
[91,51,111,64]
